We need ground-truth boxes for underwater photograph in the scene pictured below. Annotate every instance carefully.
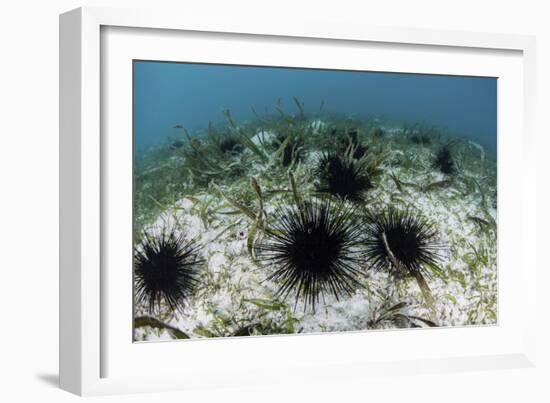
[132,61,497,341]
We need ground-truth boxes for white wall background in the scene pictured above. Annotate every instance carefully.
[0,0,547,401]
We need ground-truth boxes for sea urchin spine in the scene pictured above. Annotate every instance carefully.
[316,153,372,203]
[432,145,456,175]
[363,208,445,322]
[363,208,444,277]
[219,136,243,154]
[134,226,204,314]
[255,199,366,311]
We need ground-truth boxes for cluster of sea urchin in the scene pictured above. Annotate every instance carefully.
[362,208,445,278]
[134,226,204,314]
[316,153,372,203]
[255,199,366,311]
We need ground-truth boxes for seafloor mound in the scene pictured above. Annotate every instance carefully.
[133,108,497,341]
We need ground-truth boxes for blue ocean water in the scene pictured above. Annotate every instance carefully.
[134,61,496,152]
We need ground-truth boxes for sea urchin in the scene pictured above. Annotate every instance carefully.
[316,153,372,203]
[273,133,306,167]
[432,145,456,175]
[219,136,243,154]
[255,199,366,311]
[340,128,368,159]
[363,208,444,277]
[134,227,203,314]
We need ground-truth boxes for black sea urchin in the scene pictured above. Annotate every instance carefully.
[275,133,306,167]
[339,128,368,160]
[316,153,372,203]
[410,134,431,145]
[219,136,243,154]
[255,199,366,311]
[432,145,456,175]
[282,142,306,167]
[363,208,444,277]
[134,227,203,314]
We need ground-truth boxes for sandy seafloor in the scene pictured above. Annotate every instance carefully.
[133,119,497,341]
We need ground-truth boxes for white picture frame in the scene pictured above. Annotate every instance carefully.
[59,6,537,396]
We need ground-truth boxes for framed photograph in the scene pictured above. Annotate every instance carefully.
[60,7,537,396]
